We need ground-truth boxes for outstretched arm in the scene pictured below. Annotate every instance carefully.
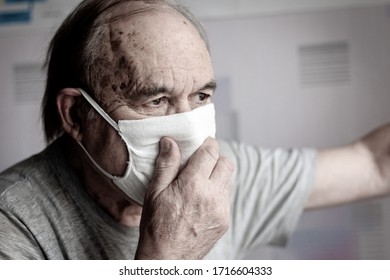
[306,124,390,209]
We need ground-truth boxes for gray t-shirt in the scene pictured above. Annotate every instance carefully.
[0,139,315,259]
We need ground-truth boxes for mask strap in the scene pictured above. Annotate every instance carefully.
[78,88,119,131]
[77,88,119,180]
[77,141,115,180]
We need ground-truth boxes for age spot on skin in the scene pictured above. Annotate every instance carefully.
[120,82,127,91]
[112,84,118,92]
[111,38,122,51]
[100,74,111,89]
[118,56,127,69]
[127,31,137,38]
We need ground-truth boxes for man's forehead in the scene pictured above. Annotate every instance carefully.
[94,7,213,104]
[103,11,191,68]
[107,7,185,42]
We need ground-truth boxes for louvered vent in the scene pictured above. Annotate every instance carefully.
[14,63,45,103]
[299,41,350,86]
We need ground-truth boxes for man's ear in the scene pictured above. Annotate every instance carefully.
[56,88,83,142]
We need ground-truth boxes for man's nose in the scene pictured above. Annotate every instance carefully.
[168,101,192,115]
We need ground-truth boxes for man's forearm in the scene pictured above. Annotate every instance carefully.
[361,123,390,193]
[306,123,390,209]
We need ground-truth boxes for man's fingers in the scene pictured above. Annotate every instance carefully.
[181,137,220,179]
[148,137,181,198]
[210,156,234,190]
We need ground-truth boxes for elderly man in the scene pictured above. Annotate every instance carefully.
[0,0,389,260]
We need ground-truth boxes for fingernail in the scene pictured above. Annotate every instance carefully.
[160,137,171,153]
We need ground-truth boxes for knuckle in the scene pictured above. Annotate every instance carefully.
[199,143,219,162]
[155,157,172,171]
[183,177,199,191]
[214,215,230,236]
[176,176,204,197]
[155,147,180,170]
[219,214,230,230]
[219,156,234,172]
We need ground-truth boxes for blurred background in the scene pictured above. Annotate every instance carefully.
[1,0,390,259]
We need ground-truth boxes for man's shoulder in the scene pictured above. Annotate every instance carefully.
[0,150,47,205]
[218,139,267,161]
[0,142,64,208]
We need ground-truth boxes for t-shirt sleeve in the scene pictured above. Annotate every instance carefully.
[219,140,316,258]
[0,207,44,260]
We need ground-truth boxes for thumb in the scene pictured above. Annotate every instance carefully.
[147,137,181,200]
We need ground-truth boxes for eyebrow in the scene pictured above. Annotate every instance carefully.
[128,79,217,102]
[131,85,169,101]
[199,80,217,93]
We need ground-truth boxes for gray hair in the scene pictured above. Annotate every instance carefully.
[42,0,208,143]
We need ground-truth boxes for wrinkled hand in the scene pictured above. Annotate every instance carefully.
[135,137,234,259]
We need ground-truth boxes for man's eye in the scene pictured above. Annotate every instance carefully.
[197,93,211,102]
[152,98,162,105]
[149,97,167,106]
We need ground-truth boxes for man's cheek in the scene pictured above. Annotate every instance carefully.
[105,135,129,176]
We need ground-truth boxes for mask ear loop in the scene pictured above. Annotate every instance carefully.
[78,88,119,131]
[76,88,121,180]
[77,141,116,180]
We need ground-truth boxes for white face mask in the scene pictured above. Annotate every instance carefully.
[77,88,216,205]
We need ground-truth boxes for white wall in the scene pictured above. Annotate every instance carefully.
[205,5,390,149]
[179,0,390,19]
[0,30,50,171]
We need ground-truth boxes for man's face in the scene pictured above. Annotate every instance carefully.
[81,8,215,177]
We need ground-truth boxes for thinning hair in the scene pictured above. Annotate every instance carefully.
[42,0,208,143]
